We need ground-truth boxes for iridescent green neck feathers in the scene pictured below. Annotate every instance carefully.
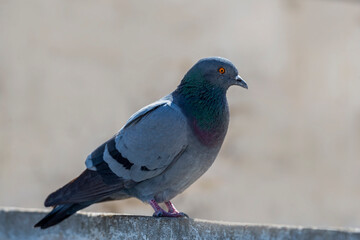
[174,72,229,146]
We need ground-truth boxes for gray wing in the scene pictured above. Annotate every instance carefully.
[86,98,189,184]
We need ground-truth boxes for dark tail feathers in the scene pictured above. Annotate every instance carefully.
[34,202,91,229]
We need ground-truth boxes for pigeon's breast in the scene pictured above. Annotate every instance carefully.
[130,130,223,202]
[191,118,228,147]
[190,103,230,148]
[127,96,230,202]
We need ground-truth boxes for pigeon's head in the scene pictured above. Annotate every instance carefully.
[182,57,248,90]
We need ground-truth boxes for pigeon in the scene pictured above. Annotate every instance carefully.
[34,57,248,229]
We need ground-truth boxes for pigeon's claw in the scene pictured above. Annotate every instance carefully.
[149,199,189,218]
[152,210,165,217]
[165,201,189,217]
[152,209,187,218]
[179,212,189,218]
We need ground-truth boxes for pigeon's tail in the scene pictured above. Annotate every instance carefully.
[34,202,91,229]
[34,169,127,229]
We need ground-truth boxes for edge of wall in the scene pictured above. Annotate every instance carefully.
[1,207,359,240]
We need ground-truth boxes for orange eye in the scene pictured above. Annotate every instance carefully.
[218,67,225,74]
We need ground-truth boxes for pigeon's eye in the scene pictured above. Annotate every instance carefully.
[218,67,225,74]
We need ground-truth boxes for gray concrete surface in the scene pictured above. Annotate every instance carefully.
[0,207,360,240]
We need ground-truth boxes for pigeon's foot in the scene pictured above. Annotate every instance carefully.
[152,209,188,218]
[149,199,189,218]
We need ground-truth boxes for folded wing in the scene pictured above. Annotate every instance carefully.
[86,98,189,184]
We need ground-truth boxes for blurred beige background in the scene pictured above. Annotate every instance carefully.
[1,0,360,228]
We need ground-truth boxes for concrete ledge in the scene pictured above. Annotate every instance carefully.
[1,207,360,240]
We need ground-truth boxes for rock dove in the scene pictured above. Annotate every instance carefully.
[34,57,248,229]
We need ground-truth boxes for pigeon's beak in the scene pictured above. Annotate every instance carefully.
[235,75,248,89]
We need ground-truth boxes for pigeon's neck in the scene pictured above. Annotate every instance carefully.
[174,79,229,147]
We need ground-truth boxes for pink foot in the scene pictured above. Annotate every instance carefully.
[148,200,188,218]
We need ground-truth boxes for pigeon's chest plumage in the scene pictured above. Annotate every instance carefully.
[130,97,230,202]
[132,132,224,202]
[190,107,229,147]
[161,130,226,197]
[177,89,230,147]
